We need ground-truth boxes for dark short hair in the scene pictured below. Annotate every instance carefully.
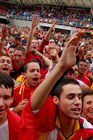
[14,46,26,55]
[1,53,10,58]
[82,88,93,103]
[8,44,16,51]
[50,77,80,98]
[14,35,21,41]
[0,72,14,97]
[49,36,56,42]
[24,59,41,73]
[78,59,88,65]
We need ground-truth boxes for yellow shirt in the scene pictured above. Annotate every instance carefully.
[55,116,80,140]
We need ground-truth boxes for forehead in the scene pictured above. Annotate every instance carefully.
[61,84,82,96]
[32,39,38,43]
[27,62,40,70]
[79,61,87,66]
[49,39,55,42]
[8,48,15,52]
[14,50,23,55]
[0,56,12,62]
[0,85,12,96]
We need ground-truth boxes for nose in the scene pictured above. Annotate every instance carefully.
[15,55,19,60]
[0,98,4,107]
[4,61,8,65]
[34,70,38,75]
[90,102,93,109]
[74,96,81,105]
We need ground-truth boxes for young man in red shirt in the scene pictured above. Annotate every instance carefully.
[0,72,20,140]
[12,59,41,115]
[21,30,93,140]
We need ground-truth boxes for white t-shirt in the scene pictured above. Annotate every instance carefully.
[0,119,9,140]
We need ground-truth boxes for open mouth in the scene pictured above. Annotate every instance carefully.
[16,61,20,63]
[33,47,36,49]
[71,108,81,114]
[0,109,5,115]
[2,68,8,71]
[33,77,38,81]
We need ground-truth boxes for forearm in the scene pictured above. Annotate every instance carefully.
[26,27,35,53]
[38,39,48,53]
[44,21,56,41]
[0,40,5,55]
[31,62,66,110]
[39,53,50,66]
[45,27,53,41]
[31,30,85,111]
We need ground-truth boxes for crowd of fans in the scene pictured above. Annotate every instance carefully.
[0,2,93,28]
[0,12,93,140]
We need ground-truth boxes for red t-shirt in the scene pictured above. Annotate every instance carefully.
[76,75,91,87]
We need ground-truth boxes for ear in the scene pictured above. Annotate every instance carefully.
[53,96,59,105]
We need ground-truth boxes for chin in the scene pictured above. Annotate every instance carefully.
[69,114,80,120]
[73,115,80,120]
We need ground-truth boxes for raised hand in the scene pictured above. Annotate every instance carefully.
[31,30,85,111]
[59,30,85,70]
[32,15,38,29]
[45,20,57,41]
[1,26,8,40]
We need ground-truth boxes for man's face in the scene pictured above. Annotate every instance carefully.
[25,62,41,87]
[38,39,42,47]
[49,39,55,45]
[30,39,38,52]
[8,48,15,59]
[82,95,93,121]
[0,85,12,124]
[57,84,82,120]
[9,35,15,43]
[14,50,25,68]
[78,61,88,75]
[48,48,57,59]
[0,56,12,75]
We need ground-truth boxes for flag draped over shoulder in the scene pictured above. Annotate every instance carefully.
[19,95,57,140]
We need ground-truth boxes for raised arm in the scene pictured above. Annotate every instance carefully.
[31,30,85,110]
[26,15,38,53]
[44,20,56,41]
[35,50,51,67]
[38,20,57,53]
[0,26,8,55]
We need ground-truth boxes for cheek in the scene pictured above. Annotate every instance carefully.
[4,100,12,108]
[27,74,33,80]
[59,100,68,111]
[83,104,89,112]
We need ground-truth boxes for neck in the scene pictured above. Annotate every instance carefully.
[0,112,7,126]
[78,73,84,77]
[58,109,75,138]
[16,63,24,69]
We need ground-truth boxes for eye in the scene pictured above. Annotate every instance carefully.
[68,95,74,100]
[37,69,40,73]
[86,101,92,105]
[4,96,10,100]
[7,60,11,64]
[1,60,5,63]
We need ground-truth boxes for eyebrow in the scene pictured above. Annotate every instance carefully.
[66,93,82,96]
